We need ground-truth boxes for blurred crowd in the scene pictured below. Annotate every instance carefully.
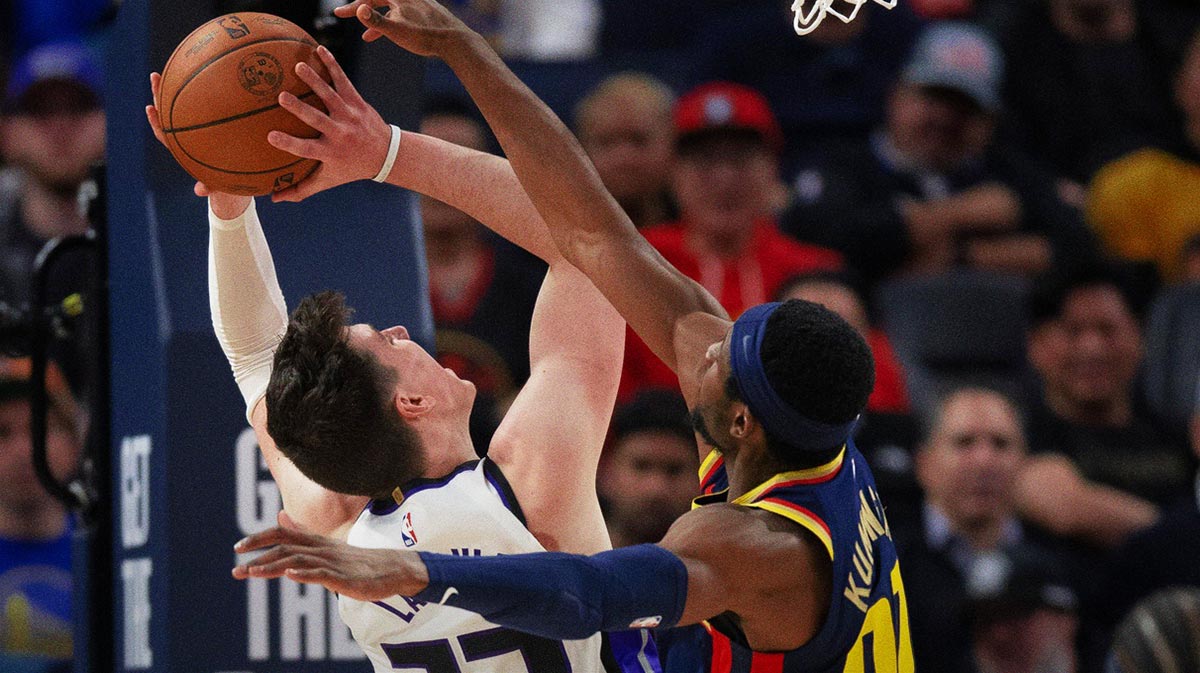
[5,1,1200,673]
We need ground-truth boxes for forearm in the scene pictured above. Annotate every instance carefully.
[208,198,288,419]
[413,545,688,640]
[389,132,561,264]
[439,37,725,369]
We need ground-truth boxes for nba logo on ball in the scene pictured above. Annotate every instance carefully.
[402,512,418,547]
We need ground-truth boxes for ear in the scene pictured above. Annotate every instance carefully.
[728,401,756,441]
[394,393,436,421]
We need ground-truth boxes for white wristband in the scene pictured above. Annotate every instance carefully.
[372,124,402,183]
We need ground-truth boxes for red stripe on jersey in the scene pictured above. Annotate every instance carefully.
[700,457,725,494]
[757,498,831,537]
[749,652,784,673]
[705,622,733,673]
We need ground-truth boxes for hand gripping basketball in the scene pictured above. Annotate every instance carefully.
[265,45,393,202]
[145,74,251,219]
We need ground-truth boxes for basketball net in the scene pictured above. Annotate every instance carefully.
[791,0,898,35]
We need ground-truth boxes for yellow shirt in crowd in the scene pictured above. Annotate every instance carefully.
[1088,148,1200,281]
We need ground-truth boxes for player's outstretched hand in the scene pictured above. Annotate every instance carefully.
[333,0,474,57]
[267,45,391,203]
[144,72,250,219]
[232,510,430,601]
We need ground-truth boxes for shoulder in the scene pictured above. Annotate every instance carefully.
[663,503,829,576]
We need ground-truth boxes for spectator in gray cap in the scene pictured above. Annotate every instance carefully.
[782,22,1096,290]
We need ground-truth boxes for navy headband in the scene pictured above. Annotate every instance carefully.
[729,302,858,452]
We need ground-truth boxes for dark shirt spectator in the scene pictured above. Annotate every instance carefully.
[895,386,1073,673]
[1018,263,1193,550]
[418,98,544,449]
[1000,0,1178,182]
[1094,410,1200,632]
[783,23,1096,290]
[619,82,842,399]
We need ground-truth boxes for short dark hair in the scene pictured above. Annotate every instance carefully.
[265,291,422,499]
[1028,260,1144,329]
[726,300,874,465]
[611,389,693,448]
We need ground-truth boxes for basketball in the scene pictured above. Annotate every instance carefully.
[158,13,330,195]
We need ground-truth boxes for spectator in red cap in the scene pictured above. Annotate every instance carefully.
[781,23,1097,290]
[619,81,843,399]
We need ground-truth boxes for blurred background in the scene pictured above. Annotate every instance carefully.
[3,0,1200,672]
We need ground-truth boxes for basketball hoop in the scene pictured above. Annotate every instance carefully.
[791,0,898,36]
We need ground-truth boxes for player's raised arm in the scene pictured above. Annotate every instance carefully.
[264,47,624,554]
[146,74,365,537]
[336,0,728,384]
[266,45,564,265]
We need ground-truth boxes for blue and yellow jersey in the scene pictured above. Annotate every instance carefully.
[659,441,912,673]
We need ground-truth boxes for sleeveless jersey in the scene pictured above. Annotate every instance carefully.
[340,458,658,673]
[659,441,913,673]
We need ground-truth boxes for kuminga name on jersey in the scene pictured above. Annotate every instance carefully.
[659,441,913,673]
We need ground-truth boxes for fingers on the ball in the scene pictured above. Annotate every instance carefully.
[363,28,384,42]
[267,131,320,161]
[317,46,361,104]
[278,92,333,134]
[295,62,340,111]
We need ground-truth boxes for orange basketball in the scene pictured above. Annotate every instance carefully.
[158,13,330,196]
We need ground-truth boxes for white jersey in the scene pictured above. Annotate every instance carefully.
[339,459,614,673]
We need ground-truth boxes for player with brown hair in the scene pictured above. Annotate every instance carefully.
[234,3,914,672]
[145,46,649,671]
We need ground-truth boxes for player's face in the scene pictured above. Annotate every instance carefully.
[347,323,476,415]
[918,390,1026,527]
[690,330,737,452]
[599,430,699,544]
[1030,286,1142,411]
[672,135,775,238]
